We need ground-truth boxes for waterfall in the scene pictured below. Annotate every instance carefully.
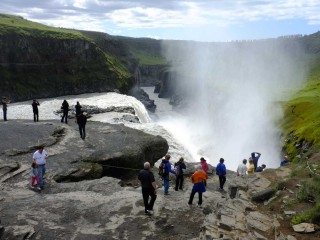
[160,40,309,170]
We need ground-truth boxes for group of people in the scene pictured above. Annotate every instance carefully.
[138,155,227,215]
[236,152,266,176]
[1,97,87,140]
[137,152,273,215]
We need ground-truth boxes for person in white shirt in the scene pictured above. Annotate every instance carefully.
[33,146,48,189]
[237,159,247,176]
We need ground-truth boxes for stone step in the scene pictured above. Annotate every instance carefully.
[0,165,29,183]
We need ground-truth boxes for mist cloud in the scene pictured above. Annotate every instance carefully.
[161,39,308,170]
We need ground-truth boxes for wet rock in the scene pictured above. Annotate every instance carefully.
[53,163,103,183]
[219,215,235,231]
[251,188,276,202]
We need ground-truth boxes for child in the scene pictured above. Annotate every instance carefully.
[30,162,41,190]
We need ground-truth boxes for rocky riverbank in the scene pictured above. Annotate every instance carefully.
[0,120,319,240]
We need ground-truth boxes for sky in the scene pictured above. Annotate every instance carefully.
[1,0,320,42]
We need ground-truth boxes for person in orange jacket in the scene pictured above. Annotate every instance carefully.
[188,165,208,208]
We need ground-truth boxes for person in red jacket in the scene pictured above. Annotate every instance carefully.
[200,157,209,186]
[188,165,208,208]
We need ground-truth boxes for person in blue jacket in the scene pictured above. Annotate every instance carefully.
[161,154,176,195]
[216,158,227,190]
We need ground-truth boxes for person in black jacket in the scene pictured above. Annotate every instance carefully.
[138,162,157,215]
[32,99,40,122]
[61,100,69,124]
[2,96,10,121]
[77,111,87,139]
[75,101,82,120]
[174,157,186,191]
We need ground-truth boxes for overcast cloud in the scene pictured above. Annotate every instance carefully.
[1,0,320,40]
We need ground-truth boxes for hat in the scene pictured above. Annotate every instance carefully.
[200,157,206,161]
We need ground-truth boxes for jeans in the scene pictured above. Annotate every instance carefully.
[33,111,39,122]
[188,191,203,205]
[61,111,68,123]
[142,188,157,212]
[219,175,226,189]
[31,176,40,186]
[175,174,184,190]
[37,164,46,188]
[3,108,7,121]
[79,125,86,139]
[163,179,169,193]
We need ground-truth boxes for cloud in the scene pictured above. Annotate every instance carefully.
[0,0,320,32]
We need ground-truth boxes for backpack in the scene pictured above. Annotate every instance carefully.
[158,161,165,177]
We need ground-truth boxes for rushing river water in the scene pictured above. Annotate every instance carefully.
[3,90,194,168]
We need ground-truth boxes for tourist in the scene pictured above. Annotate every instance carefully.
[251,152,261,171]
[237,159,247,176]
[188,165,208,208]
[31,99,40,122]
[30,162,41,190]
[256,164,266,172]
[32,146,48,189]
[2,96,10,121]
[280,155,289,166]
[160,154,176,195]
[61,100,69,124]
[138,162,157,215]
[77,111,87,139]
[247,158,255,175]
[174,157,186,191]
[200,157,209,186]
[75,101,82,121]
[215,158,226,190]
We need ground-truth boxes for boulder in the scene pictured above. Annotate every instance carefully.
[292,223,315,233]
[251,188,276,202]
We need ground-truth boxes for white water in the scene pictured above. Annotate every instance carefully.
[160,40,309,170]
[3,92,192,164]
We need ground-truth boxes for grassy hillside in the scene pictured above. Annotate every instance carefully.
[281,34,320,224]
[0,13,87,40]
[0,14,135,100]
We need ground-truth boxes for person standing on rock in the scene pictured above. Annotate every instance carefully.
[2,96,10,121]
[61,100,69,124]
[32,99,40,122]
[138,162,157,215]
[160,154,176,195]
[251,152,261,171]
[30,162,41,190]
[188,165,208,208]
[32,145,48,189]
[77,111,87,139]
[174,157,186,191]
[75,101,82,122]
[237,159,247,176]
[200,157,209,186]
[215,158,226,190]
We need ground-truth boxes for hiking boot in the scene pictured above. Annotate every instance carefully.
[196,204,202,208]
[145,210,152,216]
[164,192,170,195]
[148,210,154,215]
[30,185,35,189]
[37,187,41,191]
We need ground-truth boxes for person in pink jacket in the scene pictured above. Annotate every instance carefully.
[200,157,209,186]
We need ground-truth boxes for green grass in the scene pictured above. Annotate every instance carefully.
[0,13,87,40]
[130,49,167,65]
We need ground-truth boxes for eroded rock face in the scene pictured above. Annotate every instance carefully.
[0,120,169,182]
